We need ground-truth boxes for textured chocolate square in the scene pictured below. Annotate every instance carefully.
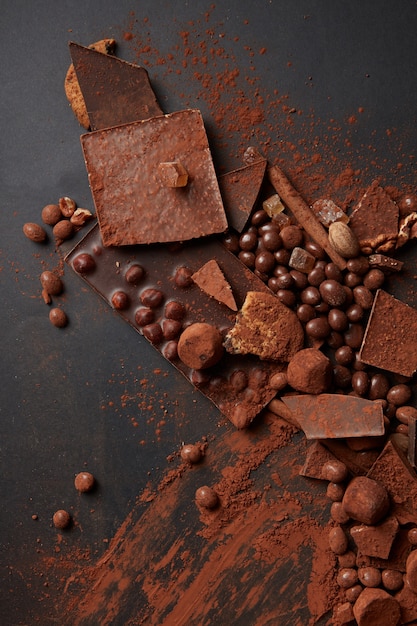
[81,109,228,246]
[360,289,417,377]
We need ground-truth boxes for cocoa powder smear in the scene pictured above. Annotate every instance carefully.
[15,6,417,626]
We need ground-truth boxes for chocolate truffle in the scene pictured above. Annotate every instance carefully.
[177,323,223,370]
[353,587,401,626]
[342,476,390,525]
[286,348,332,394]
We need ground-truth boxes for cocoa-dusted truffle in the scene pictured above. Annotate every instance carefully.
[74,471,95,493]
[286,348,332,394]
[177,323,223,370]
[224,291,304,362]
[352,587,401,626]
[342,476,390,525]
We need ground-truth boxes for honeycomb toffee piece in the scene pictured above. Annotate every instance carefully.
[224,291,304,362]
[349,180,399,254]
[218,155,267,232]
[69,42,163,130]
[359,289,417,377]
[81,109,228,246]
[66,224,284,428]
[281,394,384,440]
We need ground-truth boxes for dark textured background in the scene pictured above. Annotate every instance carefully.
[1,2,417,624]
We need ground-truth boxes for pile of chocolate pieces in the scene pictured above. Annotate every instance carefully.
[66,42,417,625]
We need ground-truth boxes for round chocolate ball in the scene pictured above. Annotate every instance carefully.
[180,444,203,464]
[53,509,71,529]
[195,485,219,509]
[74,471,95,493]
[49,308,68,328]
[177,323,224,370]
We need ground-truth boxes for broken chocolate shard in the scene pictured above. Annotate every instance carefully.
[408,415,417,469]
[281,394,384,440]
[349,180,399,254]
[81,109,228,246]
[367,438,417,525]
[359,289,417,377]
[218,157,267,232]
[69,42,163,130]
[191,259,237,311]
[368,253,403,273]
[350,516,399,560]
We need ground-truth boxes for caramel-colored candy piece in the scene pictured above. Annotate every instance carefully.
[158,161,188,187]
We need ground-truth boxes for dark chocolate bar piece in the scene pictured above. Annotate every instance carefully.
[218,157,267,232]
[69,42,163,130]
[81,109,228,247]
[360,289,417,377]
[281,394,384,439]
[65,224,285,428]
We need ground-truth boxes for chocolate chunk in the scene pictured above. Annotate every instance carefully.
[353,588,401,626]
[224,291,304,362]
[342,476,390,525]
[69,42,163,130]
[286,348,333,394]
[299,441,339,479]
[218,156,267,232]
[66,225,283,427]
[359,289,417,377]
[367,438,417,525]
[349,180,399,254]
[350,516,399,559]
[368,253,403,273]
[281,394,384,440]
[408,415,417,469]
[191,259,237,311]
[81,109,228,246]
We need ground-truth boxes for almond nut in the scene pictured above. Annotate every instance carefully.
[328,222,361,258]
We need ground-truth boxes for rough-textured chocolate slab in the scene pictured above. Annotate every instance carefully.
[69,42,163,130]
[350,516,399,560]
[367,439,417,525]
[359,289,417,377]
[281,394,384,439]
[66,224,284,427]
[218,157,267,232]
[349,180,399,253]
[81,109,228,246]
